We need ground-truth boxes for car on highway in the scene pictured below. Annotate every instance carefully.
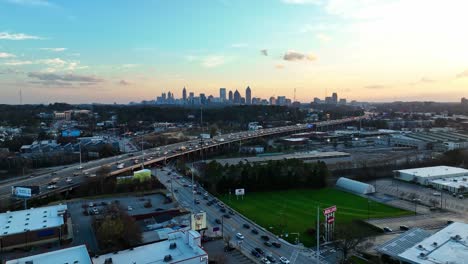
[383,227,393,232]
[66,177,73,183]
[223,214,230,218]
[236,233,244,240]
[47,184,57,189]
[261,235,270,241]
[228,210,235,215]
[266,255,276,263]
[279,257,290,264]
[400,225,410,231]
[255,247,265,255]
[243,223,250,229]
[272,242,281,248]
[215,219,222,224]
[220,208,226,213]
[127,206,133,211]
[195,199,200,204]
[261,257,271,264]
[264,241,272,247]
[251,229,259,234]
[433,192,441,196]
[251,250,261,258]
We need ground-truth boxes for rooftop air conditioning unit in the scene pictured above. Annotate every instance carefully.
[104,258,113,264]
[164,255,172,262]
[169,242,177,249]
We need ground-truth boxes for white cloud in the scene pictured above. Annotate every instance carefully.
[316,33,331,43]
[201,56,227,68]
[40,48,67,52]
[283,50,316,61]
[0,32,42,40]
[4,60,33,66]
[0,52,15,58]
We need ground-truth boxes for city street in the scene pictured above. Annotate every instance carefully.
[153,167,329,264]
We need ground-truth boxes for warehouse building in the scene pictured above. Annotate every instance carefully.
[394,166,468,185]
[430,176,468,194]
[335,177,376,195]
[0,204,71,251]
[397,222,468,264]
[92,230,208,264]
[5,245,91,264]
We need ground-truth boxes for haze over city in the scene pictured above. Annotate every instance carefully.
[1,0,468,104]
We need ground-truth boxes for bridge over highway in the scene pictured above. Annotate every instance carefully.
[0,115,367,206]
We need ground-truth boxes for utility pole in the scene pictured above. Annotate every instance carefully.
[316,206,320,264]
[141,134,144,169]
[79,142,82,170]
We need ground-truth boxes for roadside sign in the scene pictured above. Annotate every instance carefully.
[326,216,335,224]
[11,186,32,198]
[323,205,337,215]
[235,189,245,195]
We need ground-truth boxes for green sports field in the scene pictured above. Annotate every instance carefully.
[220,188,411,246]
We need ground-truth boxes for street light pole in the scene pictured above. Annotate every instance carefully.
[316,206,320,264]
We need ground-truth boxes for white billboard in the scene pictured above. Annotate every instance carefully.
[11,186,32,198]
[191,212,207,231]
[235,189,245,196]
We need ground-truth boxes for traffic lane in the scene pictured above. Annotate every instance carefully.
[156,169,292,262]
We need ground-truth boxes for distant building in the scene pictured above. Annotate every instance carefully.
[269,96,276,105]
[277,96,286,106]
[228,90,233,102]
[313,97,322,104]
[199,93,206,105]
[339,98,347,105]
[182,87,187,102]
[246,86,252,105]
[394,166,468,185]
[233,90,241,104]
[219,88,226,102]
[335,177,375,194]
[0,204,70,251]
[332,92,338,104]
[92,230,208,264]
[5,245,91,264]
[462,97,468,105]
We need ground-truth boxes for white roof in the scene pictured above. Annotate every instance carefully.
[6,245,91,264]
[398,222,468,264]
[93,230,207,264]
[396,166,468,178]
[336,177,376,194]
[0,204,67,236]
[431,176,468,190]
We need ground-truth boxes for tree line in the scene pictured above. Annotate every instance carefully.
[199,159,329,194]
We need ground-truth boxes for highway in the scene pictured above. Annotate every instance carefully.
[154,167,328,264]
[0,116,366,204]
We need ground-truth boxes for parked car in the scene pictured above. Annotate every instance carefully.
[399,225,410,231]
[383,227,393,232]
[272,242,281,248]
[279,257,290,264]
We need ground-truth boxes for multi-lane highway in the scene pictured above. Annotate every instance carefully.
[154,167,328,264]
[0,116,366,204]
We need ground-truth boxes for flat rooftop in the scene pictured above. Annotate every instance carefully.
[431,176,468,189]
[5,245,91,264]
[375,228,431,258]
[0,204,67,237]
[395,166,468,178]
[93,230,207,264]
[398,222,468,264]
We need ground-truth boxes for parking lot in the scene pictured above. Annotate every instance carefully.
[67,193,175,253]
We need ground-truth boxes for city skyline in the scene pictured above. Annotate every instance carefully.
[1,0,468,104]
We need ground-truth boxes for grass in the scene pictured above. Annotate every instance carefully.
[220,188,411,246]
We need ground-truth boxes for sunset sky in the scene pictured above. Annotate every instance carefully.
[1,0,468,104]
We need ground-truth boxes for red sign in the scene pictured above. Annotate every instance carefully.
[327,216,335,224]
[323,205,337,215]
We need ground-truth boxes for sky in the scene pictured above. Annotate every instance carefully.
[1,0,468,104]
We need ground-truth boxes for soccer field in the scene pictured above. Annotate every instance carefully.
[220,188,411,246]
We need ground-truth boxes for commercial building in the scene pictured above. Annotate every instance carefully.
[430,176,468,194]
[335,177,376,195]
[0,204,71,251]
[5,245,91,264]
[375,228,432,261]
[397,222,468,264]
[92,230,208,264]
[394,166,468,185]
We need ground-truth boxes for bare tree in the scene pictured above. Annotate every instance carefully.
[335,222,372,263]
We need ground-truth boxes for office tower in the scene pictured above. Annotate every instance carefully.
[220,88,226,102]
[233,90,241,104]
[182,87,187,102]
[228,90,233,102]
[200,93,207,105]
[245,86,251,105]
[269,96,276,105]
[332,92,338,104]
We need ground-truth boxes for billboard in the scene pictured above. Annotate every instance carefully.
[323,205,337,242]
[191,212,207,231]
[323,205,337,215]
[235,189,245,196]
[11,186,32,198]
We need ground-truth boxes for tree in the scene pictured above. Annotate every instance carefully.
[335,223,373,263]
